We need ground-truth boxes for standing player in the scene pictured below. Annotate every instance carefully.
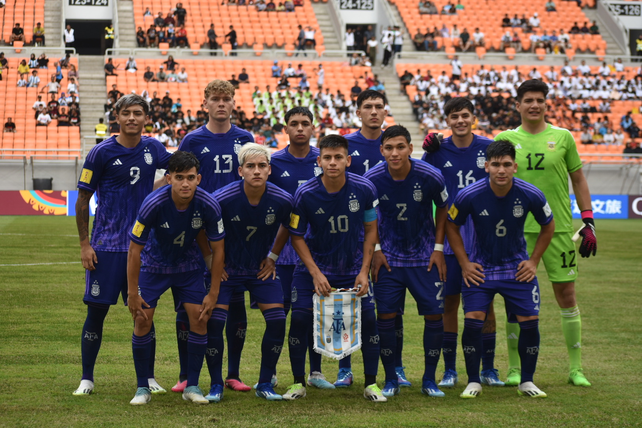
[127,151,225,405]
[446,140,555,398]
[268,107,335,390]
[338,90,410,390]
[422,98,504,388]
[495,80,596,387]
[284,135,386,402]
[206,143,292,402]
[73,94,171,396]
[365,125,449,398]
[174,79,254,393]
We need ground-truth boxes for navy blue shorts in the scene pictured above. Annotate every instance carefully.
[462,278,540,317]
[443,254,463,296]
[375,266,444,316]
[139,269,207,309]
[217,275,283,306]
[291,270,376,311]
[84,251,127,306]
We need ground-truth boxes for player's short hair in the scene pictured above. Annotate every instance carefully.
[285,106,313,125]
[113,94,150,115]
[318,134,349,154]
[204,79,235,100]
[486,140,516,161]
[168,151,200,173]
[238,143,271,166]
[381,125,411,145]
[516,79,549,102]
[444,97,475,117]
[356,89,388,109]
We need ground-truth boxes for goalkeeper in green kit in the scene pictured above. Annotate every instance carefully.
[494,80,596,387]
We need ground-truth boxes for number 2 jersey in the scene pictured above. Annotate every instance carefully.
[495,124,582,233]
[289,172,379,276]
[364,158,448,267]
[78,136,172,252]
[422,134,493,255]
[448,177,553,280]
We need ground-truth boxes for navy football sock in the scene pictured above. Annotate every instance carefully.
[377,317,397,382]
[226,294,247,379]
[338,354,351,370]
[481,332,497,371]
[187,332,208,387]
[423,318,443,383]
[132,331,153,388]
[148,322,157,379]
[259,308,286,384]
[442,331,458,372]
[81,304,109,382]
[175,311,190,382]
[283,300,291,317]
[518,319,540,383]
[462,318,484,384]
[361,308,379,378]
[309,325,323,373]
[206,308,227,386]
[289,308,311,380]
[394,313,404,367]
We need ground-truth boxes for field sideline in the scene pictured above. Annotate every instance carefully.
[0,216,640,427]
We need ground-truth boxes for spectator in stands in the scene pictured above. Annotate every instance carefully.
[103,58,118,76]
[529,30,542,53]
[304,26,316,48]
[277,75,290,90]
[143,66,154,82]
[577,60,591,75]
[147,25,158,47]
[162,55,178,71]
[529,13,540,28]
[345,28,355,51]
[136,27,147,47]
[226,25,238,55]
[154,12,165,28]
[545,1,556,12]
[64,24,75,52]
[207,24,218,55]
[33,22,45,46]
[460,28,471,52]
[580,22,590,34]
[472,28,485,48]
[393,25,403,55]
[285,0,294,11]
[367,35,378,65]
[175,3,187,26]
[177,67,188,82]
[27,70,40,88]
[123,57,136,72]
[228,74,240,88]
[500,31,512,51]
[10,23,24,45]
[419,1,438,14]
[238,68,250,84]
[17,75,28,87]
[502,14,511,27]
[271,61,282,77]
[440,24,450,39]
[570,22,580,34]
[67,77,79,94]
[156,65,167,82]
[37,110,52,126]
[589,21,599,35]
[57,107,70,126]
[41,75,60,95]
[32,95,45,118]
[36,53,48,69]
[17,59,29,79]
[104,23,115,51]
[4,117,16,132]
[266,0,276,11]
[316,64,324,90]
[283,63,295,77]
[510,14,521,27]
[295,25,306,56]
[175,25,188,47]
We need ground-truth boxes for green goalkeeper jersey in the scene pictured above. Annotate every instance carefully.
[495,124,582,233]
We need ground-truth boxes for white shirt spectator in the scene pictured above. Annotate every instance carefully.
[64,28,75,43]
[614,60,624,72]
[451,59,462,76]
[37,112,52,125]
[27,74,40,87]
[283,66,296,77]
[545,69,558,81]
[529,13,540,27]
[345,31,355,48]
[393,29,403,45]
[67,81,78,93]
[578,63,591,75]
[17,78,28,87]
[177,70,188,82]
[528,69,542,79]
[473,30,485,44]
[598,65,610,77]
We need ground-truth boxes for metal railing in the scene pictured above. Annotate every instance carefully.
[113,0,121,50]
[598,1,630,54]
[327,0,347,51]
[105,47,366,59]
[2,46,76,57]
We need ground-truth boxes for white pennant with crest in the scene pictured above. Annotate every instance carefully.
[313,290,362,360]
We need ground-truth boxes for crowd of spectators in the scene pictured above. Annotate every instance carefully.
[138,2,189,48]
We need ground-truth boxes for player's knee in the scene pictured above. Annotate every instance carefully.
[378,312,397,320]
[464,311,486,321]
[553,282,576,307]
[134,316,153,334]
[444,295,460,313]
[487,301,496,319]
[424,314,442,321]
[516,315,539,322]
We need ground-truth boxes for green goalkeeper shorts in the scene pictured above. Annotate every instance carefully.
[525,232,579,284]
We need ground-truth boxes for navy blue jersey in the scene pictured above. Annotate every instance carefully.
[345,130,384,175]
[289,172,378,276]
[364,159,448,267]
[178,124,254,192]
[129,186,225,274]
[422,134,493,255]
[448,178,553,280]
[78,136,172,252]
[268,145,322,265]
[213,181,293,276]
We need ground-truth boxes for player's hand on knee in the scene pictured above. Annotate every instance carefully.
[257,257,276,281]
[515,259,537,282]
[80,245,98,270]
[462,262,485,287]
[428,251,447,282]
[313,272,331,297]
[128,295,150,320]
[578,219,597,258]
[422,132,443,154]
[371,251,390,283]
[199,294,217,321]
[354,272,370,297]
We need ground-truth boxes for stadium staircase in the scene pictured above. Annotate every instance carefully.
[117,0,137,51]
[43,0,61,47]
[310,1,341,52]
[78,56,107,151]
[582,7,625,57]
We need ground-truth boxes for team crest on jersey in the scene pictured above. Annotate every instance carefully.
[192,212,203,229]
[547,141,557,151]
[513,199,524,218]
[314,167,323,176]
[349,193,360,212]
[476,151,486,169]
[413,183,423,202]
[144,148,153,165]
[91,280,100,297]
[233,143,242,154]
[265,207,276,225]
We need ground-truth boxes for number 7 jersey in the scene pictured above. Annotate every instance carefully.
[495,124,582,233]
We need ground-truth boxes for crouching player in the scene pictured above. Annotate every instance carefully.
[285,134,385,402]
[364,125,449,398]
[446,141,555,399]
[206,143,292,402]
[126,151,225,405]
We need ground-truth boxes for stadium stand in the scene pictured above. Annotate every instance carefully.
[1,0,44,46]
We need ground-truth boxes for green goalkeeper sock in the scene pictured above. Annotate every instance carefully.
[505,320,521,369]
[560,305,582,371]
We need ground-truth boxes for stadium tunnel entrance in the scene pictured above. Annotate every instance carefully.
[66,20,112,55]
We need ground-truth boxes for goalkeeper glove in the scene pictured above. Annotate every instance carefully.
[422,132,443,154]
[578,215,597,258]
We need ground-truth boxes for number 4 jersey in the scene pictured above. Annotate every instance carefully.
[448,177,553,280]
[495,124,582,233]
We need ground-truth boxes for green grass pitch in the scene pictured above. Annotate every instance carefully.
[0,216,640,427]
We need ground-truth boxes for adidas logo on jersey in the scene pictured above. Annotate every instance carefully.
[160,222,170,228]
[515,144,522,150]
[350,150,360,156]
[113,159,122,166]
[315,208,325,214]
[380,194,389,201]
[231,215,241,221]
[443,161,453,168]
[281,171,290,177]
[479,209,489,216]
[201,147,211,154]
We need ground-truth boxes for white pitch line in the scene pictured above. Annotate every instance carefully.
[0,261,81,267]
